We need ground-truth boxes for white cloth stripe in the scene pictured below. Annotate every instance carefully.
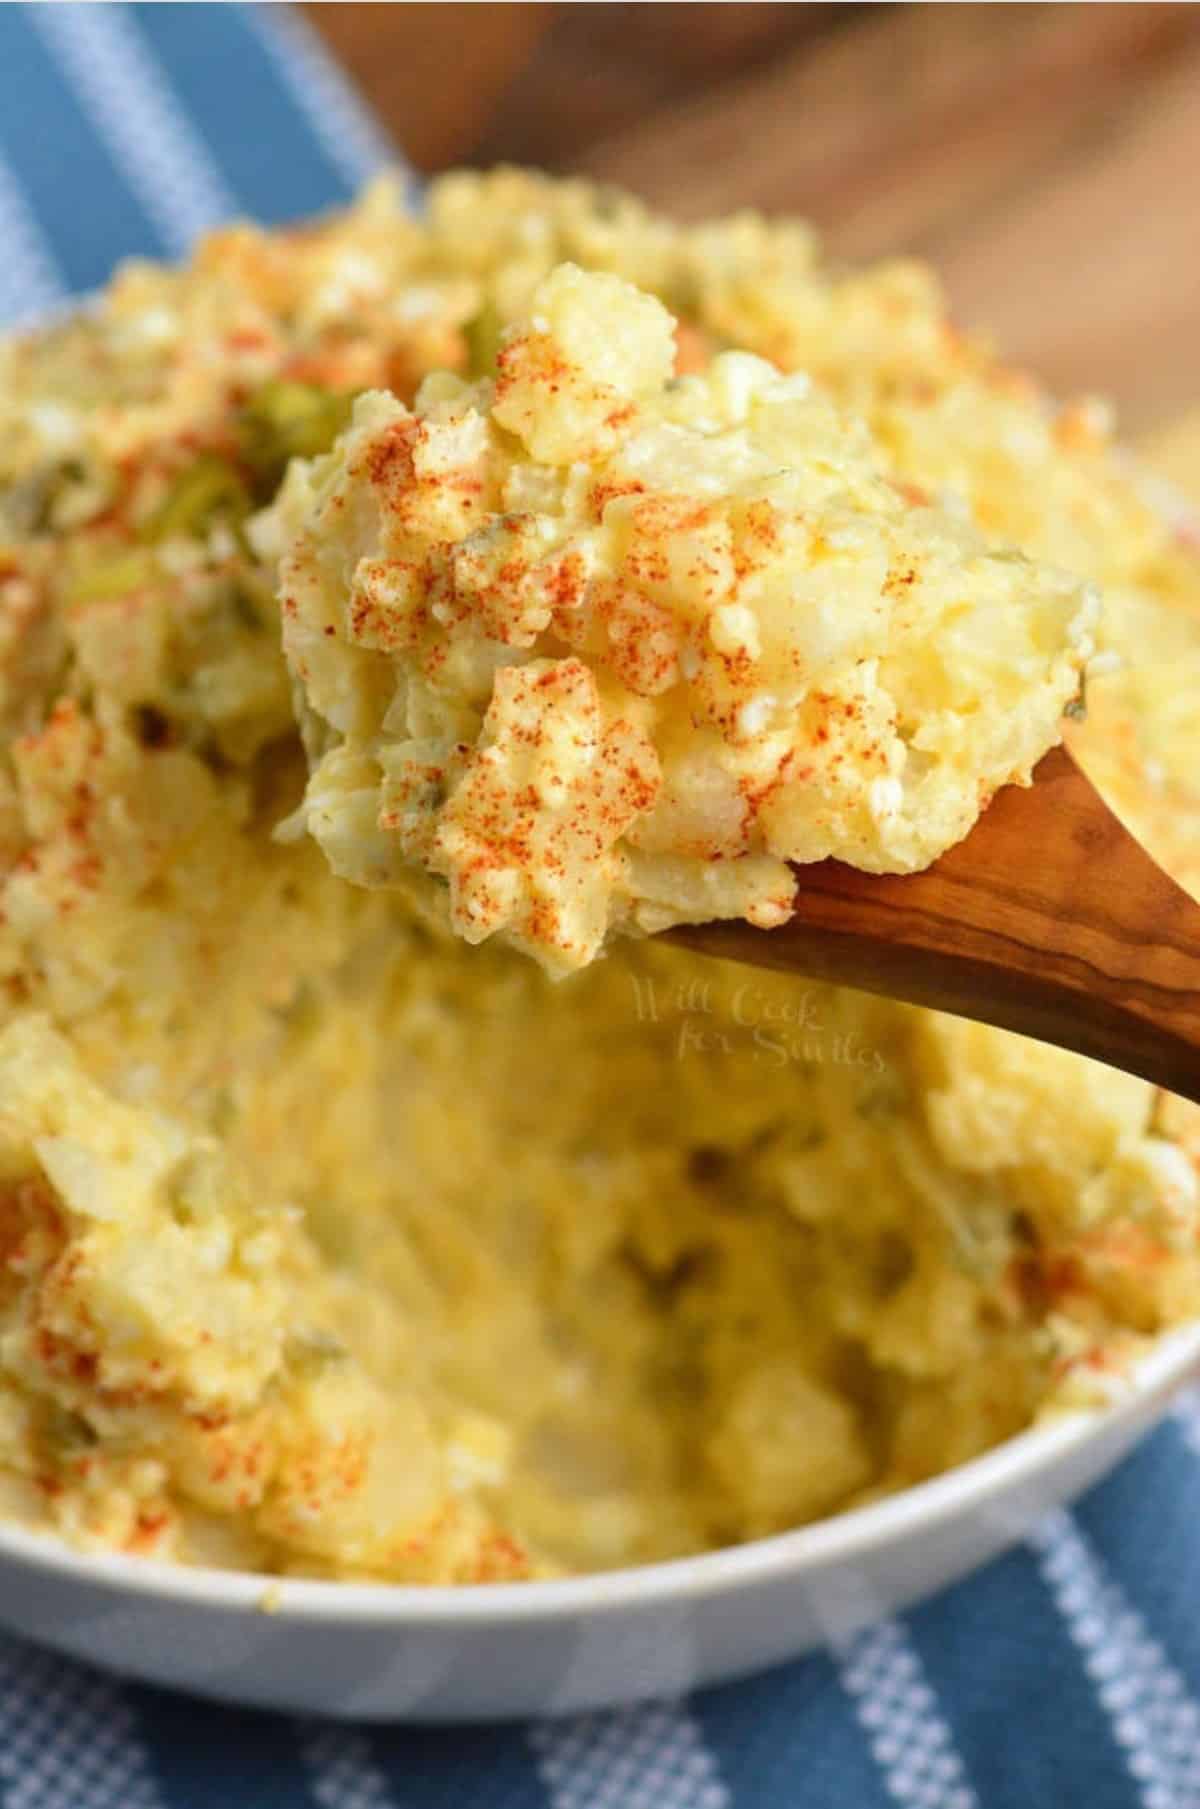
[1169,1382,1200,1450]
[29,2,236,258]
[530,1702,729,1809]
[243,3,397,188]
[1031,1508,1200,1809]
[0,152,66,325]
[838,1619,979,1809]
[300,1724,398,1809]
[0,1636,165,1809]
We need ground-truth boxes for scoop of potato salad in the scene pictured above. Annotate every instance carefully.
[273,263,1097,974]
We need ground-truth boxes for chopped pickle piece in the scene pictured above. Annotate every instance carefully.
[1,457,115,538]
[140,454,251,544]
[238,380,355,496]
[463,301,503,377]
[66,546,160,605]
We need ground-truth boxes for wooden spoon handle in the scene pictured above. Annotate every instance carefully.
[672,747,1200,1101]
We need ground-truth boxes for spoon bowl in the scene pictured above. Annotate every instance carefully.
[673,745,1200,1101]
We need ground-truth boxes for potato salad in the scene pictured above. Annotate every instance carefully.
[0,170,1196,1584]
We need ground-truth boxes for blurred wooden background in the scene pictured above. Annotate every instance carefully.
[308,3,1200,442]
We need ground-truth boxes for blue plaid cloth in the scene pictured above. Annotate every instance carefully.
[1,5,1198,1804]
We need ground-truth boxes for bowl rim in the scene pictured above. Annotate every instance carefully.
[1,1321,1196,1627]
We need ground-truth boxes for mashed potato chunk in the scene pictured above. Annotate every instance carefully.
[275,265,1096,973]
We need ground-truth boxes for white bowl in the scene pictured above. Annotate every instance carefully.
[0,1322,1196,1721]
[1,346,1194,1721]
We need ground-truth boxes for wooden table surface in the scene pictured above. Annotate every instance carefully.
[308,2,1200,443]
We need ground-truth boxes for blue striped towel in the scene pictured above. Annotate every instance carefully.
[1,6,1198,1804]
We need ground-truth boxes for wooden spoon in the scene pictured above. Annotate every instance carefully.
[671,745,1200,1102]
